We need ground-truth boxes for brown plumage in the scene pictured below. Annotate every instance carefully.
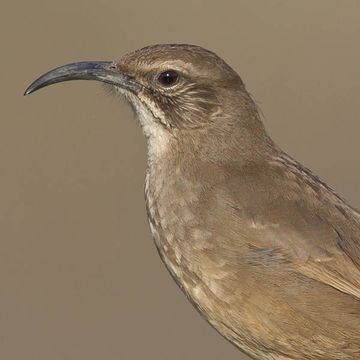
[25,44,360,359]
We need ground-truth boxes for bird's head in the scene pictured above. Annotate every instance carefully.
[25,44,269,161]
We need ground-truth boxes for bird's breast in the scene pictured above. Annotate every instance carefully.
[144,165,233,312]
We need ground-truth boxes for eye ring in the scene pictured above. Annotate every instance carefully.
[157,70,179,87]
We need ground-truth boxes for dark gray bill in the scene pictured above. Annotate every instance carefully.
[24,61,139,96]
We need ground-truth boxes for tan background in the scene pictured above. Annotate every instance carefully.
[1,1,360,359]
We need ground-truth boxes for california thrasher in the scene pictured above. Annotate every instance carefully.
[25,44,360,359]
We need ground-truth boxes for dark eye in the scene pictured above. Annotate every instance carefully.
[157,70,179,87]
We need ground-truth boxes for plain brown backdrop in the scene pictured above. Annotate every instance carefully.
[1,1,360,359]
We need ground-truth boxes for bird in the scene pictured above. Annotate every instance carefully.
[24,44,360,359]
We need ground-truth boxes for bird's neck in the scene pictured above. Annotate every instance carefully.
[143,120,274,237]
[142,104,276,247]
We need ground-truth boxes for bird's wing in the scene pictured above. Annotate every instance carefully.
[249,209,360,300]
[225,156,360,300]
[288,229,360,300]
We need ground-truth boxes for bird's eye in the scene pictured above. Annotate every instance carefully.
[157,70,179,87]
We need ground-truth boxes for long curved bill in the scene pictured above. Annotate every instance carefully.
[24,61,139,96]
